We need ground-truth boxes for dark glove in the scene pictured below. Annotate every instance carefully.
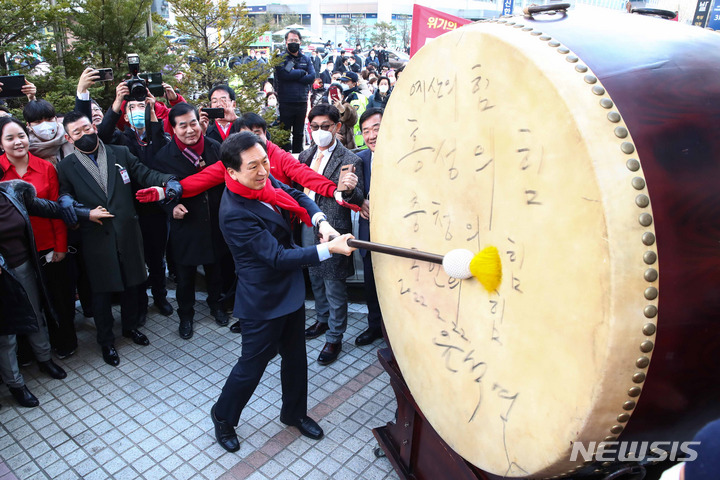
[58,194,79,226]
[164,179,183,203]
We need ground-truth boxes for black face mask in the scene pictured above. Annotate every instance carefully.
[74,133,98,153]
[287,42,300,54]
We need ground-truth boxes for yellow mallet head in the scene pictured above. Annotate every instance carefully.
[442,246,502,292]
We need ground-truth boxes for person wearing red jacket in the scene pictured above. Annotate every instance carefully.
[136,112,361,333]
[0,117,75,370]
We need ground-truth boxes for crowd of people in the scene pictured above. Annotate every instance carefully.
[0,29,389,451]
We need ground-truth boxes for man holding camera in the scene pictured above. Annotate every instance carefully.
[203,85,238,144]
[275,29,316,153]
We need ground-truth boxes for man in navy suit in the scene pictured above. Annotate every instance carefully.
[355,107,385,346]
[210,132,355,452]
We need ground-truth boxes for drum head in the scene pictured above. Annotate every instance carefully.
[371,19,659,478]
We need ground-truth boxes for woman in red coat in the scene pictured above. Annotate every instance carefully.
[0,117,78,362]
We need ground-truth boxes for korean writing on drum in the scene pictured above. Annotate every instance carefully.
[402,194,480,244]
[409,75,457,102]
[471,64,495,112]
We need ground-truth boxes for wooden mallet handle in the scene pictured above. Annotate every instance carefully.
[330,235,444,264]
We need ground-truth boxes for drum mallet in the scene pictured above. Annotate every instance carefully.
[332,236,502,292]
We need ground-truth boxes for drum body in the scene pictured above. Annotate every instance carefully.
[370,7,720,479]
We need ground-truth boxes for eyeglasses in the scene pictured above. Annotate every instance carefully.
[309,123,334,131]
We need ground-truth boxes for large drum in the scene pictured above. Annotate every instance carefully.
[371,7,720,479]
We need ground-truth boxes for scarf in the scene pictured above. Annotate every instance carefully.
[215,120,232,141]
[224,169,312,226]
[175,135,206,169]
[28,125,72,165]
[74,141,109,196]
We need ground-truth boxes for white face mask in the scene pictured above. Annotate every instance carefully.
[340,83,350,92]
[378,85,389,94]
[33,121,58,141]
[267,98,277,107]
[311,128,334,148]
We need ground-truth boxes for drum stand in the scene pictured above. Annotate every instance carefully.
[372,347,649,480]
[372,347,489,480]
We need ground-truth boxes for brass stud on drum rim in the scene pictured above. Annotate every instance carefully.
[642,232,656,246]
[557,46,570,54]
[607,112,621,123]
[549,40,561,47]
[626,158,640,171]
[539,35,551,40]
[592,85,606,96]
[600,98,614,109]
[632,177,646,190]
[640,340,654,353]
[604,435,618,441]
[635,195,650,208]
[575,64,588,72]
[633,372,647,383]
[617,413,631,423]
[643,251,657,264]
[531,31,542,36]
[584,74,597,84]
[644,287,658,300]
[638,213,653,227]
[614,126,629,138]
[621,142,636,154]
[644,268,658,282]
[610,425,624,434]
[566,55,578,63]
[636,356,650,369]
[623,401,636,411]
[628,387,642,397]
[644,305,658,318]
[522,27,533,31]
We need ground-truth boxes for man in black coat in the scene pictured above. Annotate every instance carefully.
[355,108,384,346]
[275,29,316,153]
[152,103,229,339]
[57,111,181,366]
[97,82,174,322]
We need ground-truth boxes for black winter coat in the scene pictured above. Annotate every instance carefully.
[0,180,68,335]
[152,137,228,266]
[275,50,316,103]
[57,143,174,293]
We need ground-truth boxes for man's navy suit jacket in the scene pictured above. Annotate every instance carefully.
[219,176,323,321]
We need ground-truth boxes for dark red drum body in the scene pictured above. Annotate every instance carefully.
[532,8,720,443]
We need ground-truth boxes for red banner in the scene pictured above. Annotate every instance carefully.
[410,4,472,57]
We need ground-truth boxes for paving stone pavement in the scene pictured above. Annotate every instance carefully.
[0,290,398,480]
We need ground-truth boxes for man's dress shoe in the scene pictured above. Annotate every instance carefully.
[122,329,150,346]
[355,327,383,346]
[38,360,67,379]
[317,342,341,366]
[280,415,324,440]
[102,345,120,366]
[305,321,329,339]
[211,404,240,452]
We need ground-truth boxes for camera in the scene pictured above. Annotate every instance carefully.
[125,53,147,101]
